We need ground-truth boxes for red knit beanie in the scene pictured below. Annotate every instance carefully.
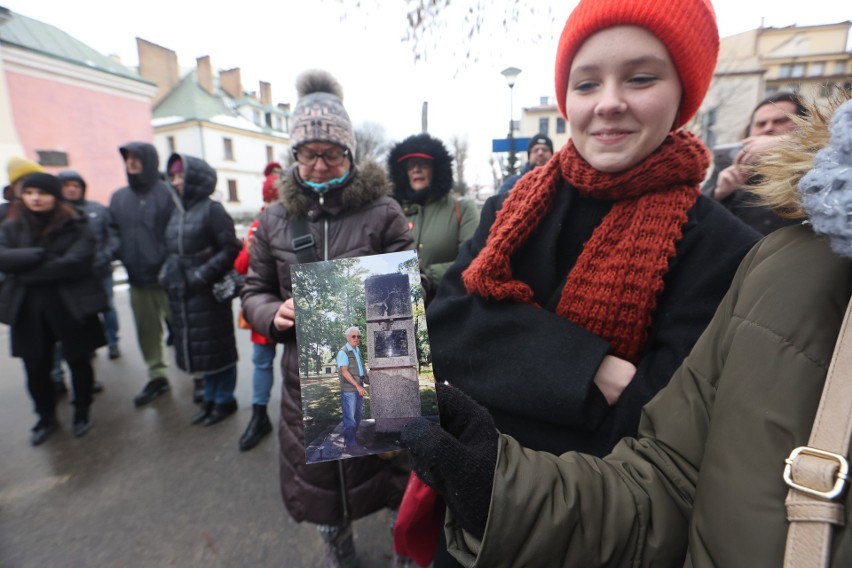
[262,174,278,203]
[554,0,718,130]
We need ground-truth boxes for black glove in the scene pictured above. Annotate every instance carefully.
[185,270,207,293]
[400,383,498,540]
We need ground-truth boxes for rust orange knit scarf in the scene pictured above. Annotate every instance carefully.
[463,130,710,363]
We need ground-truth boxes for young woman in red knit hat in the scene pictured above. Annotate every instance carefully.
[394,0,761,566]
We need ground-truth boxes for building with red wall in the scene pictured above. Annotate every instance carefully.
[0,8,157,204]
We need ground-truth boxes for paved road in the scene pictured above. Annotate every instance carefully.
[0,285,398,567]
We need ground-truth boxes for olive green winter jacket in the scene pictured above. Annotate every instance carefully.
[401,194,478,285]
[447,224,852,567]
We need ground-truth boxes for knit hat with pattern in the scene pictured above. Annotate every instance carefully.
[289,70,356,157]
[554,0,718,130]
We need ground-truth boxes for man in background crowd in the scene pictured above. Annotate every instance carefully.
[108,142,174,406]
[498,134,554,194]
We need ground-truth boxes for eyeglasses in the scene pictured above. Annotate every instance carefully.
[405,158,432,172]
[293,146,350,167]
[349,334,361,339]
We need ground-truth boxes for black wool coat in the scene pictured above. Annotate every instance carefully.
[427,186,761,458]
[158,155,241,375]
[0,211,107,359]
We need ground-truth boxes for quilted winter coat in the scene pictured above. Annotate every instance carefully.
[158,154,241,374]
[446,224,852,567]
[241,162,414,525]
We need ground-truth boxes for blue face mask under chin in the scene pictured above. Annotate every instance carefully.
[304,174,349,194]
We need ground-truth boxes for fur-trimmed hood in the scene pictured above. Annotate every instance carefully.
[277,161,391,217]
[387,133,454,203]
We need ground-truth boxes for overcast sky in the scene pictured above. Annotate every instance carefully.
[4,0,850,187]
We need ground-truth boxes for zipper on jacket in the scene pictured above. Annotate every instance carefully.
[319,195,329,260]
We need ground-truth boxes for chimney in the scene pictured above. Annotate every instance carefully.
[136,38,180,106]
[196,56,215,96]
[220,68,242,99]
[259,81,272,105]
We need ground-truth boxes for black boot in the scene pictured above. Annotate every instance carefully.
[72,406,93,438]
[192,378,204,404]
[192,401,214,425]
[239,404,272,451]
[205,399,238,426]
[31,416,58,446]
[133,377,170,407]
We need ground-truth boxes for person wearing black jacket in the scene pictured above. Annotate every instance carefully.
[60,170,120,360]
[108,142,175,406]
[158,154,241,425]
[0,173,106,445]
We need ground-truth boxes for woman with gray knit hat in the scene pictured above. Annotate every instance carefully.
[387,134,479,296]
[240,69,415,568]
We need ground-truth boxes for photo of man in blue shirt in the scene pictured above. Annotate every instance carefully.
[336,326,368,454]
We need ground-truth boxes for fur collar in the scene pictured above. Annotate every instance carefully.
[278,161,390,217]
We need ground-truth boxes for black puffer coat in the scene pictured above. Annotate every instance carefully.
[158,154,241,375]
[108,142,175,287]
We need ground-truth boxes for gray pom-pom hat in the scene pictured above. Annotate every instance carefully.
[289,69,356,158]
[799,99,852,258]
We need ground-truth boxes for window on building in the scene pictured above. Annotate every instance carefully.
[266,145,274,163]
[253,110,261,126]
[265,112,273,128]
[779,65,791,78]
[808,62,825,77]
[224,138,234,160]
[556,117,566,134]
[538,117,549,135]
[765,85,779,96]
[35,150,68,167]
[274,116,282,131]
[836,61,848,75]
[227,179,239,202]
[167,136,176,153]
[790,64,806,78]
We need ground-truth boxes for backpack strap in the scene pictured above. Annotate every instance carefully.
[783,295,852,568]
[290,215,318,264]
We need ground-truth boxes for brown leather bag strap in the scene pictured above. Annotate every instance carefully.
[783,296,852,567]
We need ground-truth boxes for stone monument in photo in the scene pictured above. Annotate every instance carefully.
[364,273,420,432]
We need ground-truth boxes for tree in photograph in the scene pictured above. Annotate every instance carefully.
[398,256,431,370]
[293,261,341,376]
[293,258,369,375]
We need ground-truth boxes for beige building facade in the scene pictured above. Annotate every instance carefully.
[518,97,571,153]
[698,21,851,147]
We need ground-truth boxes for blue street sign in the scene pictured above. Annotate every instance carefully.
[492,137,531,153]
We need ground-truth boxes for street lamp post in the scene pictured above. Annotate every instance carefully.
[501,66,522,177]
